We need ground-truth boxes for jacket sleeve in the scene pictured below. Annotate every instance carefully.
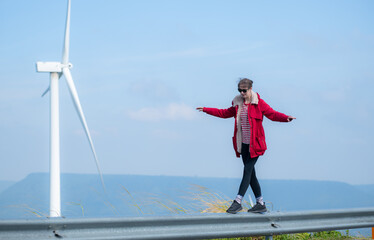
[260,98,289,122]
[203,106,236,119]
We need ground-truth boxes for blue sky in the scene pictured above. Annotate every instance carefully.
[0,0,373,184]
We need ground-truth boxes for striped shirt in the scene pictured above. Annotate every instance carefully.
[240,103,251,144]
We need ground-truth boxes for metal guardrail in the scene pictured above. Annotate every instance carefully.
[0,208,373,239]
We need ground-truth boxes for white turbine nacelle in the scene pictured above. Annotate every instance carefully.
[36,62,73,73]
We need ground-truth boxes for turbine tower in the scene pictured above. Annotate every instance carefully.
[36,0,104,217]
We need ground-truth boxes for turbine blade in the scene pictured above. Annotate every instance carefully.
[41,86,50,97]
[62,68,106,191]
[62,0,71,64]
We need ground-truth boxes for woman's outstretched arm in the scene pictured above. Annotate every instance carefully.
[196,106,236,119]
[260,99,295,122]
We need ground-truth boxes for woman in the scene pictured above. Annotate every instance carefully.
[196,78,295,214]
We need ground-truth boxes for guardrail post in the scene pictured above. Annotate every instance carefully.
[372,227,373,239]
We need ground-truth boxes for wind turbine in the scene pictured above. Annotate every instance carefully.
[36,0,104,218]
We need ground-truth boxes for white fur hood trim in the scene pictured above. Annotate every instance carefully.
[232,90,259,107]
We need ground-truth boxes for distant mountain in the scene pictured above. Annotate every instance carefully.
[0,173,373,220]
[355,184,374,198]
[0,181,15,194]
[261,180,374,211]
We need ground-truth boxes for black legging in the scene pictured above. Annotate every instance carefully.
[238,143,262,198]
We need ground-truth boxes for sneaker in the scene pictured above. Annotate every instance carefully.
[226,200,243,214]
[248,202,267,213]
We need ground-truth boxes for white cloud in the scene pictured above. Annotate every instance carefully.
[128,103,198,121]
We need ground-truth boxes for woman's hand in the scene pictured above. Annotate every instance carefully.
[287,116,296,122]
[196,107,204,112]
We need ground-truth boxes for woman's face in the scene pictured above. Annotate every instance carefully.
[238,84,252,98]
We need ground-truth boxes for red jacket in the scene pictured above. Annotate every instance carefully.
[203,92,289,158]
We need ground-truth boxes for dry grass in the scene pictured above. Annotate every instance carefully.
[184,184,254,213]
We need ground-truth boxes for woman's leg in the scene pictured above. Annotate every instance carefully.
[227,143,262,214]
[249,167,262,199]
[236,144,267,213]
[238,143,259,197]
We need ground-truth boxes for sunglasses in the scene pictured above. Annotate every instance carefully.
[238,88,249,93]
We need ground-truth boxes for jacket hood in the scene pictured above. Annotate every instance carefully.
[232,90,259,107]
